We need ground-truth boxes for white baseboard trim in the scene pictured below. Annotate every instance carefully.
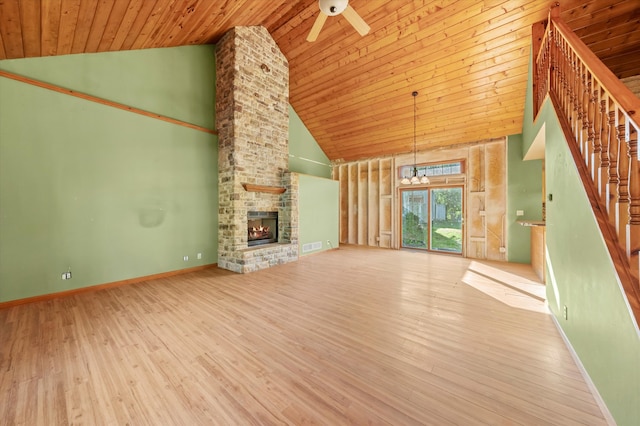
[550,314,617,425]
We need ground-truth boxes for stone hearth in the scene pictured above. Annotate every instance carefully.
[216,26,298,273]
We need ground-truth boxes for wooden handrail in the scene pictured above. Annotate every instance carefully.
[551,19,640,122]
[534,10,640,323]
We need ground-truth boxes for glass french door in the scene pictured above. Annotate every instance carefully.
[401,187,463,254]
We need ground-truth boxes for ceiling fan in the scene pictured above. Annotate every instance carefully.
[307,0,371,42]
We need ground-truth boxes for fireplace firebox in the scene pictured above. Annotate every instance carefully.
[247,211,278,246]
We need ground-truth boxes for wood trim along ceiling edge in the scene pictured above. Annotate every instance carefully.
[0,70,217,135]
[0,263,218,309]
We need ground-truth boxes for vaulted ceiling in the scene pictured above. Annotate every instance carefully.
[1,0,639,161]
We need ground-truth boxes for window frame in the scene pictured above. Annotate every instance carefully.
[397,159,466,179]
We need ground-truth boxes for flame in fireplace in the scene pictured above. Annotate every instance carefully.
[247,212,277,246]
[249,225,271,240]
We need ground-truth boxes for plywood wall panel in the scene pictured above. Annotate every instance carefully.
[380,197,392,249]
[333,138,506,259]
[358,162,368,245]
[468,145,482,192]
[338,165,349,244]
[348,164,358,244]
[380,159,393,195]
[379,233,391,249]
[368,161,380,246]
[466,145,486,258]
[485,141,507,260]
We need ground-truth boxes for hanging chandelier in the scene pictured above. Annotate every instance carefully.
[401,91,430,185]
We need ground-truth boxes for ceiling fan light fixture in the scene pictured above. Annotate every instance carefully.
[319,0,348,16]
[308,0,369,41]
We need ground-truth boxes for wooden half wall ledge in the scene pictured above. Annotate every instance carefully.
[0,264,217,310]
[242,183,287,194]
[0,70,217,135]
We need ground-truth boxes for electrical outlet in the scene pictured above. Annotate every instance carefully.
[183,255,189,261]
[197,252,202,260]
[499,247,506,253]
[516,210,524,216]
[61,272,67,280]
[563,305,568,320]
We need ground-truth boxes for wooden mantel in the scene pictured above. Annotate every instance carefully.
[242,183,286,194]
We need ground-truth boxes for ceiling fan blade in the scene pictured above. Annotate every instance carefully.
[342,4,370,36]
[307,12,328,42]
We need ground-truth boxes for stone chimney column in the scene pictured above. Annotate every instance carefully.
[216,26,298,273]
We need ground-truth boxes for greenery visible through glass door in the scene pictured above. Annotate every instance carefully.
[401,190,428,248]
[430,187,462,253]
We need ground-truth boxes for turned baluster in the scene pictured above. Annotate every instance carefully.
[544,32,550,96]
[598,95,609,202]
[535,59,541,111]
[617,118,630,251]
[561,39,570,112]
[569,55,579,136]
[545,35,551,98]
[565,51,573,129]
[582,73,592,166]
[607,107,620,221]
[590,82,601,182]
[545,48,550,100]
[556,37,568,111]
[550,29,558,95]
[537,48,547,110]
[534,46,541,111]
[575,63,586,150]
[627,125,640,278]
[574,59,582,139]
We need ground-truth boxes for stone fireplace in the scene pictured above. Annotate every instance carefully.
[216,26,298,273]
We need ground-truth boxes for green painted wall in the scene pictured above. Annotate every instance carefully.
[290,109,338,255]
[506,133,543,263]
[523,57,640,424]
[0,44,336,304]
[298,174,339,255]
[0,45,215,129]
[288,107,332,178]
[0,46,218,303]
[522,49,544,156]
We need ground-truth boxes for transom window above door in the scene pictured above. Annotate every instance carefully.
[398,160,464,179]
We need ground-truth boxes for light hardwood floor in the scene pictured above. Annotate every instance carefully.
[0,245,607,425]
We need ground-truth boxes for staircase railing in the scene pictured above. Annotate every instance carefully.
[534,5,640,319]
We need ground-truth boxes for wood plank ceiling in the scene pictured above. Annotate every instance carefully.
[0,0,639,162]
